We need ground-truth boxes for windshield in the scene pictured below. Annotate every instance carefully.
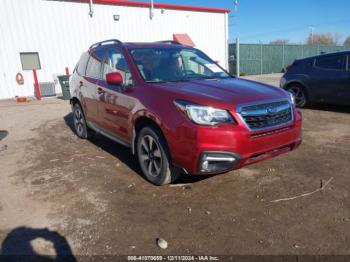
[129,47,231,83]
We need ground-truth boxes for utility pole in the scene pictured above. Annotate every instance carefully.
[233,0,239,76]
[309,26,315,44]
[236,37,240,77]
[259,40,263,75]
[234,0,238,14]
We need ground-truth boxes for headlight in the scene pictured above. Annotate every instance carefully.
[174,100,235,126]
[288,91,296,105]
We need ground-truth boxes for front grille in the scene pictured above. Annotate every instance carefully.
[250,127,291,138]
[238,100,293,130]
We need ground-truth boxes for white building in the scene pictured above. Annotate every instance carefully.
[0,0,229,100]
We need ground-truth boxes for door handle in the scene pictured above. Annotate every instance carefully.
[97,87,105,94]
[106,109,119,116]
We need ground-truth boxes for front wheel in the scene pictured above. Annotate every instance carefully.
[286,84,308,108]
[136,126,179,186]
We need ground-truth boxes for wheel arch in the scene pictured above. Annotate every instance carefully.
[132,115,171,162]
[284,81,309,99]
[70,96,81,107]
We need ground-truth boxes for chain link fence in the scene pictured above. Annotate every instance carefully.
[229,42,350,76]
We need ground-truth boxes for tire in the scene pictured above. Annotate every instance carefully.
[136,126,180,186]
[72,103,95,139]
[286,84,308,108]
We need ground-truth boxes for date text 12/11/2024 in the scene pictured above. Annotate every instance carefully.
[127,256,220,261]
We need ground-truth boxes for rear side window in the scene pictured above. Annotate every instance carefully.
[290,59,313,72]
[86,53,102,79]
[315,55,345,71]
[302,59,314,68]
[76,52,89,76]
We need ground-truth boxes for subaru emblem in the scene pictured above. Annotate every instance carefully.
[266,106,277,115]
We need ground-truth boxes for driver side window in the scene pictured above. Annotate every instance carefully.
[103,49,133,86]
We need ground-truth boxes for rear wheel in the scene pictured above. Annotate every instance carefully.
[136,126,179,185]
[286,84,308,108]
[72,103,95,139]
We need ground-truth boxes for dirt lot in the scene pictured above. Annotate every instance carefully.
[0,75,350,260]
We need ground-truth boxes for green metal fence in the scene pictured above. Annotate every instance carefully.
[229,43,350,76]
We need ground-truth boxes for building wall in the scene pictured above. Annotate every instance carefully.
[0,0,228,100]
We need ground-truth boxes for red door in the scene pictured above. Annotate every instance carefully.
[97,47,136,143]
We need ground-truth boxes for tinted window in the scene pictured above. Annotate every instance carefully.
[102,48,133,86]
[301,59,314,68]
[348,55,350,70]
[77,52,89,76]
[86,53,103,79]
[315,55,345,70]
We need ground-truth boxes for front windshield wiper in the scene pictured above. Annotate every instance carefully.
[167,79,192,83]
[196,76,234,81]
[190,76,220,81]
[145,79,191,84]
[145,80,169,84]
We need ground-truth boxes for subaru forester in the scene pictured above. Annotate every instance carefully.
[70,39,302,185]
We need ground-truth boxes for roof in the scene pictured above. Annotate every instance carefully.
[88,39,198,50]
[297,50,350,61]
[122,42,194,49]
[73,0,230,14]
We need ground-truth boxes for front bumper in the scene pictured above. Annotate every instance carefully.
[170,109,302,175]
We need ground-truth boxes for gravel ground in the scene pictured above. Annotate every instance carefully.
[0,76,350,260]
[242,73,284,86]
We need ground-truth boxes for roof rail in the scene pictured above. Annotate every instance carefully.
[157,40,183,45]
[89,39,122,49]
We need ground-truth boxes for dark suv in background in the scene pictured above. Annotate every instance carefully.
[281,51,350,107]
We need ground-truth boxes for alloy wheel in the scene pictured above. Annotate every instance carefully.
[139,135,163,177]
[74,107,85,136]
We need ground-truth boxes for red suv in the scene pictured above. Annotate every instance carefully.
[70,39,302,185]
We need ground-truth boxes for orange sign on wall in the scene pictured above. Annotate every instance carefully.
[16,73,24,85]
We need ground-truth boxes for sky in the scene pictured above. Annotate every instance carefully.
[136,0,350,44]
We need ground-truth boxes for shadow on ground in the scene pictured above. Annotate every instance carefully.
[0,130,8,141]
[63,113,213,185]
[0,227,76,262]
[0,130,9,152]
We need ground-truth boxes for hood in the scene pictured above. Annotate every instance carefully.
[152,78,289,110]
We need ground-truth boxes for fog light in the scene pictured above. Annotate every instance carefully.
[201,160,209,171]
[198,152,241,173]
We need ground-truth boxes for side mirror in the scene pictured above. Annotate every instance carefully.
[106,72,123,85]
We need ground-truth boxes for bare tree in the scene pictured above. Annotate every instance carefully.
[344,36,350,46]
[306,33,340,45]
[270,39,289,45]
